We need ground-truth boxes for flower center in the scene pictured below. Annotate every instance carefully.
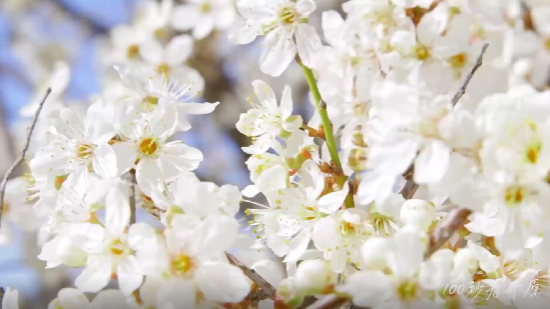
[139,138,158,155]
[172,254,193,275]
[141,95,159,112]
[127,44,140,59]
[449,53,467,69]
[3,202,8,216]
[110,239,127,255]
[449,6,461,17]
[279,7,297,24]
[526,142,542,163]
[545,38,550,52]
[414,45,430,60]
[76,143,94,160]
[154,28,168,39]
[55,175,68,191]
[397,281,418,301]
[200,2,212,14]
[157,63,171,76]
[505,186,525,206]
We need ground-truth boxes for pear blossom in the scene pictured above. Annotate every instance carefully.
[29,101,118,179]
[133,216,250,307]
[236,80,303,154]
[138,34,206,95]
[47,288,134,309]
[73,188,143,296]
[338,232,452,308]
[112,98,203,196]
[114,65,216,131]
[171,0,236,39]
[229,0,322,76]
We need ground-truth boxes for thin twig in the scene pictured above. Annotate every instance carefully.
[451,43,489,106]
[305,294,348,309]
[226,252,276,300]
[424,208,472,259]
[0,88,51,229]
[129,169,136,224]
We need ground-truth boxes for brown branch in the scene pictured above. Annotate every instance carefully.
[401,181,419,200]
[304,294,348,309]
[0,286,4,309]
[424,208,472,259]
[226,252,277,300]
[0,88,51,229]
[451,43,489,106]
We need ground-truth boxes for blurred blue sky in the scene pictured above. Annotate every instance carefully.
[0,0,251,300]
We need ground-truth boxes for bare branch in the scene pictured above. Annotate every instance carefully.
[424,208,472,259]
[451,43,489,106]
[305,294,348,309]
[402,181,419,200]
[226,252,277,300]
[0,88,51,229]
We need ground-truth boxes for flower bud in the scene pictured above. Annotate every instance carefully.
[400,199,436,231]
[294,260,333,294]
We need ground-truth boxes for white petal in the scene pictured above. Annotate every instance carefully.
[255,165,287,192]
[296,0,316,16]
[228,20,260,44]
[75,257,112,293]
[389,231,424,278]
[279,85,293,119]
[92,144,119,178]
[283,232,310,263]
[177,102,219,115]
[91,290,132,309]
[157,279,196,308]
[140,40,164,64]
[251,260,285,288]
[117,256,144,296]
[196,262,251,303]
[166,34,193,64]
[252,80,277,109]
[312,216,339,251]
[317,185,349,214]
[193,18,215,39]
[171,5,200,30]
[413,140,450,184]
[136,159,163,197]
[242,185,260,198]
[259,28,296,77]
[105,187,130,235]
[337,271,394,308]
[149,98,178,139]
[159,142,203,177]
[110,142,137,177]
[57,288,90,308]
[128,223,160,250]
[191,215,239,256]
[467,242,499,273]
[295,24,322,68]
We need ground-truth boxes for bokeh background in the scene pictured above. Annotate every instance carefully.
[0,0,346,308]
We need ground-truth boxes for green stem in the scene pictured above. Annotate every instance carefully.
[300,64,341,167]
[300,63,355,208]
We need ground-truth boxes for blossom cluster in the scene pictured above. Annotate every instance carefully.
[3,0,550,308]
